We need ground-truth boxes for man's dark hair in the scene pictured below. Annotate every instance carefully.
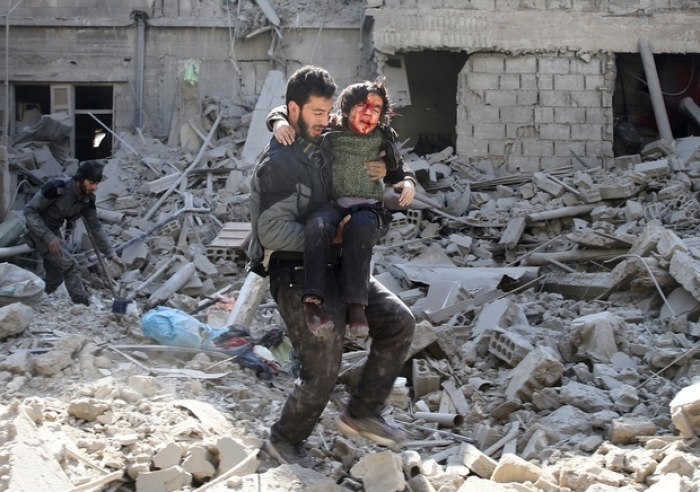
[74,160,104,183]
[338,79,393,127]
[285,66,337,109]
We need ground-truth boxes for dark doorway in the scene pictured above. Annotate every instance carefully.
[75,85,114,161]
[14,85,50,130]
[613,53,700,156]
[390,51,468,157]
[13,84,114,161]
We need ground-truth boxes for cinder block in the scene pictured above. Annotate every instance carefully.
[505,345,563,401]
[412,359,440,399]
[489,329,534,367]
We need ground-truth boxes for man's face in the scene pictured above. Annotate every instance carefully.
[289,95,333,141]
[78,179,99,196]
[348,93,384,135]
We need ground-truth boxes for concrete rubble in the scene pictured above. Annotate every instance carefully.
[3,41,700,492]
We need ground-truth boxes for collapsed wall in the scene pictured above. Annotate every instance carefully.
[367,3,700,171]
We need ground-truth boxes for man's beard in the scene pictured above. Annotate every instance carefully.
[297,114,318,142]
[77,180,89,197]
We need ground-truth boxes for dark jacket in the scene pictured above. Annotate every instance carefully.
[24,177,115,257]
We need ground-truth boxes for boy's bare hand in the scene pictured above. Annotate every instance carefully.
[364,160,387,181]
[273,120,296,146]
[332,215,351,244]
[394,179,416,207]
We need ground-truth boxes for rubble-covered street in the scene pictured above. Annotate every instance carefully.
[3,89,700,491]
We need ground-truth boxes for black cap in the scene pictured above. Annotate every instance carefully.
[74,160,104,182]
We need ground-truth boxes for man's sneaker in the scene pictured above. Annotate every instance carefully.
[264,438,315,468]
[336,410,407,447]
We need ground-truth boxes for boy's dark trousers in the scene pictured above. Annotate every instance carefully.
[303,203,391,305]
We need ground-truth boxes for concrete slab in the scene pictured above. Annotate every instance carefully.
[241,70,286,167]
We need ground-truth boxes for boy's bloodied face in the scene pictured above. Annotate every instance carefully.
[348,93,384,135]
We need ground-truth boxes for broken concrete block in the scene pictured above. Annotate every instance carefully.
[350,450,405,492]
[608,416,657,444]
[135,465,192,492]
[498,216,527,250]
[505,345,563,402]
[670,381,700,439]
[558,459,626,490]
[491,453,547,484]
[488,328,534,367]
[152,442,183,469]
[461,443,496,479]
[67,399,111,421]
[472,299,528,339]
[565,312,620,363]
[533,172,564,196]
[596,178,638,200]
[412,359,440,399]
[33,350,73,376]
[624,200,644,222]
[0,302,34,340]
[406,320,439,360]
[669,249,700,302]
[656,228,688,261]
[216,436,249,473]
[148,262,196,308]
[182,446,215,482]
[559,381,613,413]
[634,158,670,177]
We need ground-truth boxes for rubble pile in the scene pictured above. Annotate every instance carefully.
[3,93,700,490]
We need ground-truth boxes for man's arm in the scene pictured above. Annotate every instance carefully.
[255,155,306,253]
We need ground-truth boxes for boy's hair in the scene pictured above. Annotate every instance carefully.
[338,79,393,127]
[285,66,337,109]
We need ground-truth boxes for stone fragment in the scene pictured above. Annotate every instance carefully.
[461,443,496,478]
[0,302,33,340]
[68,399,111,421]
[135,465,192,492]
[152,442,183,469]
[559,381,613,412]
[608,417,657,444]
[350,450,405,492]
[505,345,563,401]
[559,458,626,490]
[491,453,547,484]
[565,312,620,363]
[33,350,72,376]
[182,446,215,481]
[670,381,700,438]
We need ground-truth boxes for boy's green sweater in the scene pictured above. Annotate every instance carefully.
[330,129,385,203]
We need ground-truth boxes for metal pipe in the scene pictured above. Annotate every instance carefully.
[3,0,27,149]
[132,11,147,130]
[639,38,674,144]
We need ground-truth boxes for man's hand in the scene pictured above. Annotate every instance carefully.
[332,215,351,245]
[394,180,416,207]
[273,120,296,146]
[48,237,63,255]
[111,255,125,268]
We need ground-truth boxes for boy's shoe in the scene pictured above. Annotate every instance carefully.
[264,438,315,468]
[347,304,369,339]
[303,300,334,337]
[336,410,407,447]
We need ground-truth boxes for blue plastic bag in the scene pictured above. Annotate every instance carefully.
[140,306,228,349]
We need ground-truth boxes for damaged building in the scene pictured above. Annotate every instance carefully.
[3,1,700,492]
[2,0,699,169]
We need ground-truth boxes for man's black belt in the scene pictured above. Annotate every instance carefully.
[270,247,342,266]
